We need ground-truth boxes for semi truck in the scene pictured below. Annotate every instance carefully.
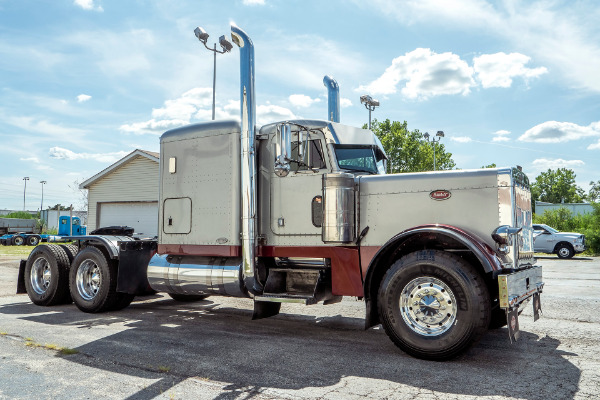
[17,24,543,360]
[1,216,85,246]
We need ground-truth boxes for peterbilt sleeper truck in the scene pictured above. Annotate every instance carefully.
[18,25,543,360]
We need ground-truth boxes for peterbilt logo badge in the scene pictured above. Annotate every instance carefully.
[430,190,451,201]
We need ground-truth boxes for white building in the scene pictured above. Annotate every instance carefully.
[80,149,159,237]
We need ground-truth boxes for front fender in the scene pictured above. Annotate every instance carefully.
[363,224,502,329]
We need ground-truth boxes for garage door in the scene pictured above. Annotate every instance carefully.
[98,202,158,237]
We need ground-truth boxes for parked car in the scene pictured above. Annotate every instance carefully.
[532,224,586,259]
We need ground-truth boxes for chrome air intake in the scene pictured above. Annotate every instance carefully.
[322,173,355,243]
[231,24,260,295]
[147,255,246,297]
[323,75,340,123]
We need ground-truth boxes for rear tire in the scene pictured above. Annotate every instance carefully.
[378,250,490,360]
[12,236,25,246]
[556,244,574,259]
[69,247,121,313]
[168,293,209,302]
[24,245,71,306]
[27,235,41,246]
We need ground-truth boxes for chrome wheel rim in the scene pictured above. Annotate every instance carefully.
[558,247,570,257]
[14,236,24,245]
[400,276,458,336]
[30,257,51,295]
[76,260,101,301]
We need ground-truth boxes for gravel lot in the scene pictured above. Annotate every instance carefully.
[0,253,598,400]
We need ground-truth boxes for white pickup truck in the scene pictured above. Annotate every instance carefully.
[533,224,586,258]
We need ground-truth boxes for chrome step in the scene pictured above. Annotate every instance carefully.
[255,294,317,305]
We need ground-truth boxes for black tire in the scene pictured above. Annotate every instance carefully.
[12,235,25,246]
[556,243,574,259]
[26,235,41,246]
[168,293,209,302]
[58,244,79,264]
[24,245,72,306]
[378,250,491,360]
[69,247,121,313]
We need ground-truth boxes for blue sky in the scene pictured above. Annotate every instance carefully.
[1,0,599,211]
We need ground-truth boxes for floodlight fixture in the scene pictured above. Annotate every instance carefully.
[194,26,209,44]
[360,94,380,129]
[423,131,445,171]
[219,35,233,52]
[193,26,232,120]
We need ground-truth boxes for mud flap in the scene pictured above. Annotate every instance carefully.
[16,259,26,294]
[252,300,281,320]
[507,307,520,343]
[533,292,542,321]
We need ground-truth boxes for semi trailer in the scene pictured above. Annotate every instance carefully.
[17,24,543,360]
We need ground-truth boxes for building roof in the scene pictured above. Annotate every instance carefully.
[79,149,159,189]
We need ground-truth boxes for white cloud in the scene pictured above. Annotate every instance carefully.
[492,129,511,142]
[289,94,321,108]
[6,115,86,137]
[77,94,91,103]
[257,104,296,125]
[340,98,353,108]
[74,0,103,12]
[474,52,547,88]
[519,120,600,143]
[532,158,585,170]
[587,140,600,150]
[357,48,475,99]
[242,0,265,5]
[365,0,600,93]
[451,136,473,143]
[119,87,296,134]
[49,147,129,163]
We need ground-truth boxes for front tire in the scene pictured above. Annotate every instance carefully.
[378,250,490,360]
[556,244,574,259]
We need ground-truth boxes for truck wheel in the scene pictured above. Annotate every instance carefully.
[12,236,25,246]
[24,245,72,306]
[26,235,41,246]
[58,244,79,264]
[168,293,209,302]
[69,247,120,313]
[556,244,574,259]
[377,250,490,360]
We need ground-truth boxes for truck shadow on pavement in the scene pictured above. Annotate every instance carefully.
[0,297,581,400]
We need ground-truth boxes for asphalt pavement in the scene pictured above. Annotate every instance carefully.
[0,253,598,400]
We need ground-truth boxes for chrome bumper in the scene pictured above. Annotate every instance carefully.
[498,265,544,310]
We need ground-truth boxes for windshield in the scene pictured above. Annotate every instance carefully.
[334,145,378,174]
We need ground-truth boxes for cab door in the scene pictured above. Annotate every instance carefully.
[270,133,329,240]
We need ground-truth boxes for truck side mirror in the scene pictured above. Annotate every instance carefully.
[274,123,292,177]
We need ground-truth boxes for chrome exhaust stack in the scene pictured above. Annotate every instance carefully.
[323,75,340,123]
[231,24,260,295]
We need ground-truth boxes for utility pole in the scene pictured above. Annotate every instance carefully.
[23,177,29,211]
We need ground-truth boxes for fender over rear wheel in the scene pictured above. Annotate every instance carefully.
[378,250,490,360]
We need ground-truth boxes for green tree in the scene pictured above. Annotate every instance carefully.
[48,204,69,211]
[531,168,585,204]
[588,180,600,202]
[367,119,456,173]
[481,163,497,168]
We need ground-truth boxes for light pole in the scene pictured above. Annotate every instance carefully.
[194,26,233,120]
[360,94,380,129]
[423,131,445,171]
[23,177,29,211]
[40,180,47,211]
